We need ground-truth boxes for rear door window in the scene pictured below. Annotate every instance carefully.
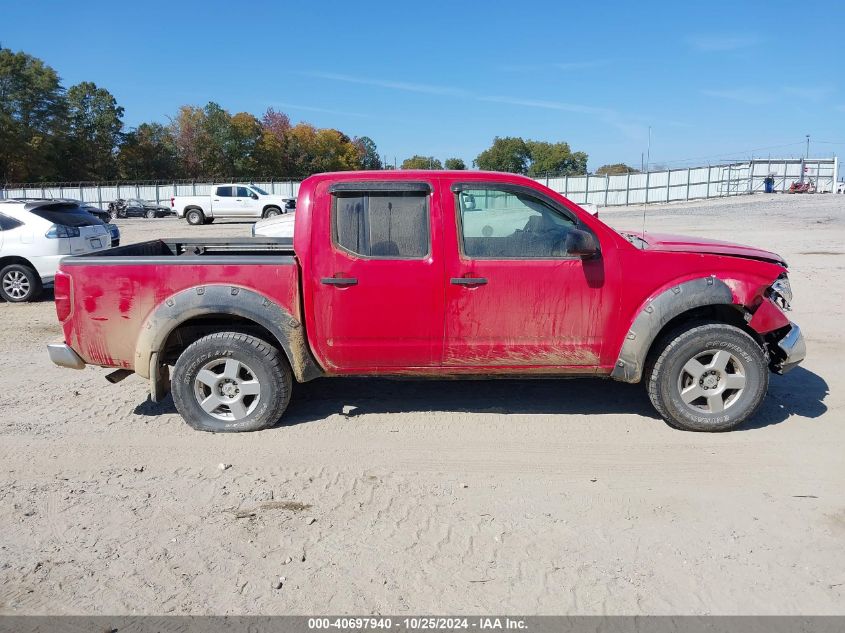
[215,186,234,197]
[29,204,102,227]
[333,191,429,259]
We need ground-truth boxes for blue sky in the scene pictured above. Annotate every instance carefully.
[2,0,843,170]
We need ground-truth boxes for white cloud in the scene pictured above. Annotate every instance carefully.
[269,102,370,118]
[304,70,643,139]
[784,85,835,102]
[302,71,469,97]
[499,60,610,72]
[701,88,773,105]
[688,34,760,52]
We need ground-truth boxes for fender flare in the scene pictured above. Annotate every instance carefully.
[134,285,323,385]
[611,276,735,383]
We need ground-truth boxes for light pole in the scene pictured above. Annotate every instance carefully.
[806,134,810,159]
[646,126,652,171]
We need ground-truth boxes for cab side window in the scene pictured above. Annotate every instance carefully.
[236,187,252,198]
[333,191,429,259]
[457,187,576,258]
[0,213,23,231]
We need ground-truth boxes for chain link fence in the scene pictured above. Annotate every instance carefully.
[1,158,837,209]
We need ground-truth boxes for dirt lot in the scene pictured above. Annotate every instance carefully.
[1,194,843,615]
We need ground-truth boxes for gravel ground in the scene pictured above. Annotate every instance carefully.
[0,193,842,615]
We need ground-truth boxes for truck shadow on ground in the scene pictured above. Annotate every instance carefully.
[135,366,828,431]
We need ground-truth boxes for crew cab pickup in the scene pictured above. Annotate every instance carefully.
[48,171,805,433]
[171,184,295,225]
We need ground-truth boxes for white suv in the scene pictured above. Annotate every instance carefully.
[0,200,110,302]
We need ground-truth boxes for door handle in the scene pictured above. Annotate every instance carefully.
[321,277,358,286]
[451,277,488,286]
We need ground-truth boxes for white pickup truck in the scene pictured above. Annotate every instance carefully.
[170,184,296,225]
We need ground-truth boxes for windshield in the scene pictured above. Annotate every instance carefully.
[250,186,269,195]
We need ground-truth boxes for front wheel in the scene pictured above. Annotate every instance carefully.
[185,209,204,225]
[171,332,292,432]
[646,323,768,432]
[0,264,42,302]
[263,206,282,218]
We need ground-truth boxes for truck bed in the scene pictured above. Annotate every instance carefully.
[57,238,302,370]
[67,237,295,262]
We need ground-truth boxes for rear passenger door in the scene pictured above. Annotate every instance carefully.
[212,186,238,215]
[309,180,444,370]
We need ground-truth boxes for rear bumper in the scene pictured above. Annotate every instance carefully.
[47,343,86,370]
[772,322,806,374]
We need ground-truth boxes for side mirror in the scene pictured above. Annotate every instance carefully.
[461,192,476,210]
[251,193,259,200]
[565,229,599,258]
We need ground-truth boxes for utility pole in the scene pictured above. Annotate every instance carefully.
[806,134,810,158]
[646,126,652,171]
[641,152,645,172]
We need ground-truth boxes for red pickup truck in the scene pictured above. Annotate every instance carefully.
[48,170,804,433]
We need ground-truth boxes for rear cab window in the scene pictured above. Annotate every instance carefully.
[331,183,430,259]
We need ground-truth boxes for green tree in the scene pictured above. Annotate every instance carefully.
[355,136,382,170]
[169,105,205,178]
[284,123,362,178]
[117,123,178,180]
[196,102,234,178]
[229,112,263,177]
[0,47,65,181]
[63,81,124,180]
[526,141,587,177]
[596,163,638,175]
[401,155,442,169]
[474,137,531,174]
[444,157,466,170]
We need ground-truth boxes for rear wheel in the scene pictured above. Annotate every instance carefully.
[646,323,768,432]
[0,264,42,303]
[145,208,156,219]
[171,332,292,432]
[185,209,204,225]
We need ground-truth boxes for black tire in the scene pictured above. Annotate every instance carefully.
[263,206,282,218]
[646,323,768,432]
[171,332,292,433]
[0,264,42,303]
[185,208,204,225]
[145,209,156,219]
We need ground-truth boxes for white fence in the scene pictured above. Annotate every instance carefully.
[1,158,838,209]
[539,158,838,206]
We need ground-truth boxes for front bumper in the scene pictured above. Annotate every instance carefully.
[47,343,86,370]
[772,322,806,374]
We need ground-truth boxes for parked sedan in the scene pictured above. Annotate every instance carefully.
[109,198,173,219]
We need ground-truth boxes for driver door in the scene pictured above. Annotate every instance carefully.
[235,186,261,217]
